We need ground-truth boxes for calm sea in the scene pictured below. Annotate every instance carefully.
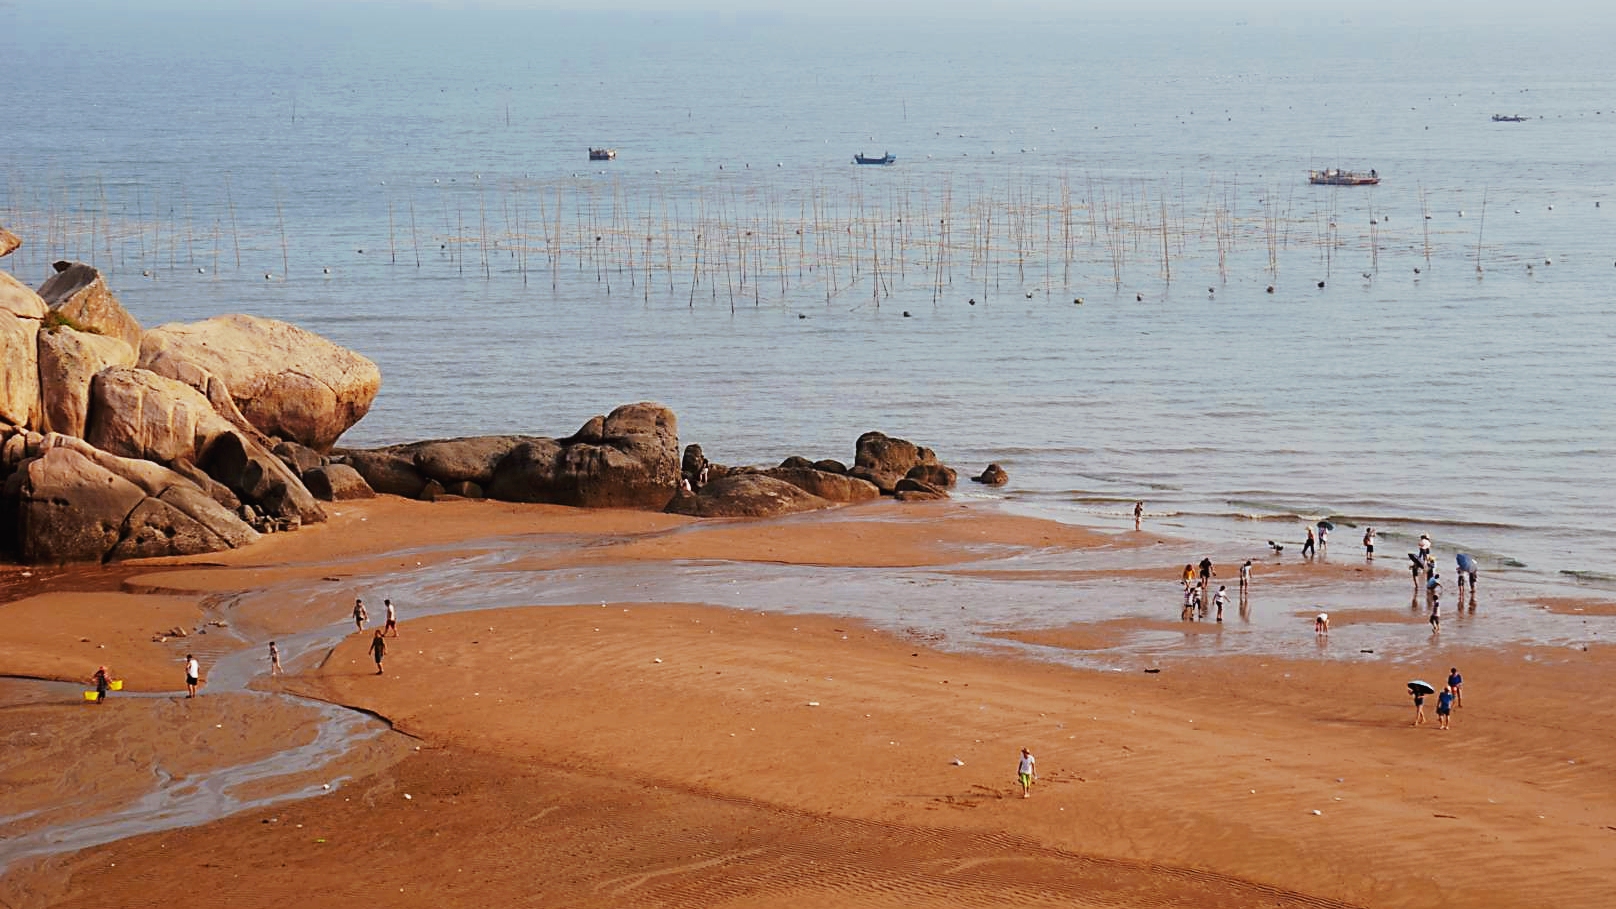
[3,3,1615,600]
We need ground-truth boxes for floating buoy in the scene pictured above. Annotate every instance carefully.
[1266,285,1274,293]
[1317,280,1325,288]
[902,311,911,317]
[1136,293,1143,301]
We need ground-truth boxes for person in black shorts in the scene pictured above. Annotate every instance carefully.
[1412,689,1427,726]
[370,629,387,675]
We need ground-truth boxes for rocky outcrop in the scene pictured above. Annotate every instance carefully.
[339,448,430,499]
[483,403,679,508]
[138,313,379,452]
[0,311,39,428]
[1,269,46,318]
[761,466,881,504]
[37,262,142,352]
[6,435,258,563]
[971,463,1008,486]
[36,326,136,438]
[894,477,949,502]
[302,464,375,501]
[84,367,324,525]
[0,227,20,259]
[904,463,957,489]
[850,431,946,494]
[664,473,836,518]
[337,436,532,500]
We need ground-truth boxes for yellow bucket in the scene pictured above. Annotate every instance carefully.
[83,691,100,701]
[109,679,124,691]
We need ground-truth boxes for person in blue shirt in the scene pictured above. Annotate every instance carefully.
[1436,686,1456,729]
[1447,667,1464,708]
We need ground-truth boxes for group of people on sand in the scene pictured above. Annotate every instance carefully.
[1178,557,1252,622]
[1411,667,1465,729]
[352,596,399,675]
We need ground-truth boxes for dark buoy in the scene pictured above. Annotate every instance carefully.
[902,311,911,318]
[1317,280,1325,288]
[1266,285,1274,293]
[323,267,331,274]
[1136,293,1143,301]
[968,298,976,305]
[356,248,364,254]
[1414,267,1421,274]
[1025,292,1033,299]
[1073,297,1083,305]
[797,313,806,319]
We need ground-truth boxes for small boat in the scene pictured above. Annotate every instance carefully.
[1309,168,1379,186]
[588,148,617,161]
[853,152,896,165]
[1491,114,1529,122]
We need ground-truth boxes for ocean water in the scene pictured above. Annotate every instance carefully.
[3,3,1615,598]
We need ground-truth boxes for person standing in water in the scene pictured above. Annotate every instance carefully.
[269,641,283,676]
[1213,585,1229,622]
[1134,500,1144,531]
[1238,559,1252,594]
[184,654,201,698]
[1017,748,1037,798]
[353,598,368,632]
[1318,523,1330,548]
[1301,526,1316,558]
[1363,526,1376,560]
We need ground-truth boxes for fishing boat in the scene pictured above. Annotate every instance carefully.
[853,152,896,165]
[588,147,617,161]
[1491,114,1529,122]
[1308,168,1379,186]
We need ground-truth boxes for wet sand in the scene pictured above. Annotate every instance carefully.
[2,498,1614,908]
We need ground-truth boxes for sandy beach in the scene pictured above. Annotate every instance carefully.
[2,498,1614,908]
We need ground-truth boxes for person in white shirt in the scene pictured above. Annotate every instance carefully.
[1238,560,1252,593]
[384,599,398,637]
[1213,585,1229,622]
[1017,748,1037,798]
[184,654,201,698]
[1363,527,1376,560]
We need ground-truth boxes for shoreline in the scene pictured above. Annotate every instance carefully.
[3,496,1615,907]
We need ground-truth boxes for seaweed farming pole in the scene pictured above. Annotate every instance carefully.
[224,174,241,270]
[1474,187,1488,275]
[409,196,421,268]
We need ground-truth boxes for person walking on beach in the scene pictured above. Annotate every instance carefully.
[1436,685,1456,730]
[1363,527,1376,559]
[1197,557,1214,600]
[1412,687,1428,726]
[91,665,112,703]
[369,629,387,675]
[1134,500,1144,531]
[184,654,201,698]
[269,641,282,676]
[353,598,368,632]
[1447,667,1464,707]
[384,599,398,637]
[1427,573,1443,632]
[1213,585,1229,622]
[1017,748,1037,798]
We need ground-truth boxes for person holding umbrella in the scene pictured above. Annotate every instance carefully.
[1456,554,1479,608]
[1409,680,1435,726]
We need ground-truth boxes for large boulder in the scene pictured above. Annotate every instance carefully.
[138,314,379,452]
[7,437,259,563]
[761,466,881,504]
[664,473,836,518]
[85,367,230,464]
[485,403,679,508]
[301,463,375,501]
[905,463,957,489]
[338,449,429,498]
[894,477,949,502]
[37,262,142,352]
[198,431,326,525]
[1,269,46,318]
[852,431,945,493]
[0,312,39,428]
[0,226,20,259]
[971,463,1009,486]
[85,367,324,525]
[36,326,136,438]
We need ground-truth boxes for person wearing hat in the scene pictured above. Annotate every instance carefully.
[91,665,112,703]
[1016,748,1037,798]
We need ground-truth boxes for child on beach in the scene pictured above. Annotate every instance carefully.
[91,665,111,703]
[353,598,368,632]
[1017,748,1037,798]
[1437,686,1455,729]
[370,629,387,675]
[1182,584,1196,620]
[1314,612,1329,635]
[1182,564,1196,588]
[1213,585,1229,622]
[269,641,282,676]
[1447,667,1464,707]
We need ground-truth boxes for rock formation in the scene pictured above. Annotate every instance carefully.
[37,261,143,352]
[971,463,1009,485]
[664,473,836,518]
[0,226,20,259]
[139,313,380,452]
[849,430,946,494]
[36,326,136,438]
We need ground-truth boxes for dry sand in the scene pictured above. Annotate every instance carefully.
[2,498,1613,908]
